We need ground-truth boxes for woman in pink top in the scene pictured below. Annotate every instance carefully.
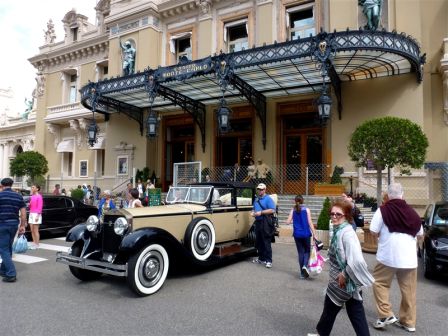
[29,184,43,249]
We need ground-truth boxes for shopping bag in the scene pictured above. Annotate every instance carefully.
[13,234,28,254]
[309,244,325,274]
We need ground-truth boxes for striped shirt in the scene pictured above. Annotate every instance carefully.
[0,187,26,227]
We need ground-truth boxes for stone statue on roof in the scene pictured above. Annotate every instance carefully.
[359,0,382,30]
[22,97,33,120]
[44,19,56,44]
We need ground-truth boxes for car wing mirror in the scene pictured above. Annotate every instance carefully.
[436,207,448,220]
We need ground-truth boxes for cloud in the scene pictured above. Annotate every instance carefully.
[0,0,96,115]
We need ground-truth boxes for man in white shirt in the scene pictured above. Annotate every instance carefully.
[370,183,423,333]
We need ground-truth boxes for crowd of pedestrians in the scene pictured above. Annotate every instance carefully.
[248,182,423,335]
[0,175,425,335]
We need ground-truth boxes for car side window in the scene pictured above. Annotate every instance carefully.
[212,188,233,206]
[44,197,67,209]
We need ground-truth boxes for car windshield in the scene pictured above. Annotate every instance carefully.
[166,186,211,204]
[433,205,448,225]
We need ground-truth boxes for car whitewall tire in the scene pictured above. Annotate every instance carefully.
[185,218,216,261]
[127,244,169,296]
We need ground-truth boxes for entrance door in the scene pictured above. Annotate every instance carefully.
[283,129,323,193]
[164,123,194,188]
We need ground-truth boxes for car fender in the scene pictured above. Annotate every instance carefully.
[66,223,90,242]
[120,227,185,256]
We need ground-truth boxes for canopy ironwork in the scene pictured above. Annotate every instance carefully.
[81,29,425,152]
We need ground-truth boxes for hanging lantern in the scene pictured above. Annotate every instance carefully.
[317,90,332,124]
[216,98,231,133]
[87,120,99,147]
[146,110,158,138]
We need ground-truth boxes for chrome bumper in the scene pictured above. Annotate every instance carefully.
[56,252,128,277]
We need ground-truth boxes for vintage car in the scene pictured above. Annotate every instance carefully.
[419,201,448,279]
[56,182,271,296]
[23,194,98,237]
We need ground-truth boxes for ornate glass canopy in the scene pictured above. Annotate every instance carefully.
[81,29,425,152]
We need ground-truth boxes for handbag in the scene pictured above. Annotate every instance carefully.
[257,199,276,238]
[13,234,28,254]
[314,238,324,251]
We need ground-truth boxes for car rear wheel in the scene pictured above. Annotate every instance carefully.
[69,243,103,281]
[127,244,169,296]
[184,218,216,261]
[423,247,436,279]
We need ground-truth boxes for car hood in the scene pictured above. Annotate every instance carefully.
[121,203,207,216]
[427,225,448,242]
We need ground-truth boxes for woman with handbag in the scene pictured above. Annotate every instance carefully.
[313,198,374,336]
[287,195,316,279]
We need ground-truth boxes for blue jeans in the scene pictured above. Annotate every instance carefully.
[0,225,19,277]
[294,237,311,271]
[255,220,272,263]
[316,294,370,336]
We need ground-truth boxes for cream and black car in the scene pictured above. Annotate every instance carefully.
[56,182,261,296]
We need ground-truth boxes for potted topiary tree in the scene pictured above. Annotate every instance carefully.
[315,197,331,247]
[314,165,346,195]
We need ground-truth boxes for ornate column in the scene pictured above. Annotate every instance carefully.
[0,144,4,178]
[441,38,448,125]
[3,142,10,177]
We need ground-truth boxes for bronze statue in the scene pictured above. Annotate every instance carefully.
[120,40,136,76]
[359,0,382,30]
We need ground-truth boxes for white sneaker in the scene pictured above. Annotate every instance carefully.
[395,321,416,332]
[373,316,398,329]
[265,262,272,268]
[302,266,310,278]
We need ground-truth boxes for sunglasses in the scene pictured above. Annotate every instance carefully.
[330,212,344,218]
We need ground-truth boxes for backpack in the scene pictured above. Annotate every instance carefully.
[353,206,365,227]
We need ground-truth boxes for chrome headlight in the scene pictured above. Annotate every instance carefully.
[86,215,99,232]
[431,239,448,250]
[114,217,129,235]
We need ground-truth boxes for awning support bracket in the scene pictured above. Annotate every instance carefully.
[144,69,206,152]
[230,73,267,149]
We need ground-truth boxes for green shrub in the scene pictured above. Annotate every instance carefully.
[70,188,84,201]
[317,197,331,230]
[330,165,344,184]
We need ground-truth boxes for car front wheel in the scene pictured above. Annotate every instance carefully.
[69,243,103,281]
[127,244,169,296]
[423,247,436,280]
[184,218,216,261]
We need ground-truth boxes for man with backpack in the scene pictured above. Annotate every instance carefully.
[342,192,364,230]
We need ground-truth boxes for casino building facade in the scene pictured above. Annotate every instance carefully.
[12,0,447,201]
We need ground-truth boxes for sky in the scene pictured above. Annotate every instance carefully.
[0,1,97,115]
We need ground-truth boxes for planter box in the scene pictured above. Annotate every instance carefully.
[361,225,378,253]
[314,184,345,196]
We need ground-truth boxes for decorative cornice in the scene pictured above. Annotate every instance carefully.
[160,0,198,18]
[29,35,109,72]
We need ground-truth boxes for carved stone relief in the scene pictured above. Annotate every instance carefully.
[47,124,61,149]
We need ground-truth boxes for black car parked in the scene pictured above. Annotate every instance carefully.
[23,195,97,237]
[419,201,448,279]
